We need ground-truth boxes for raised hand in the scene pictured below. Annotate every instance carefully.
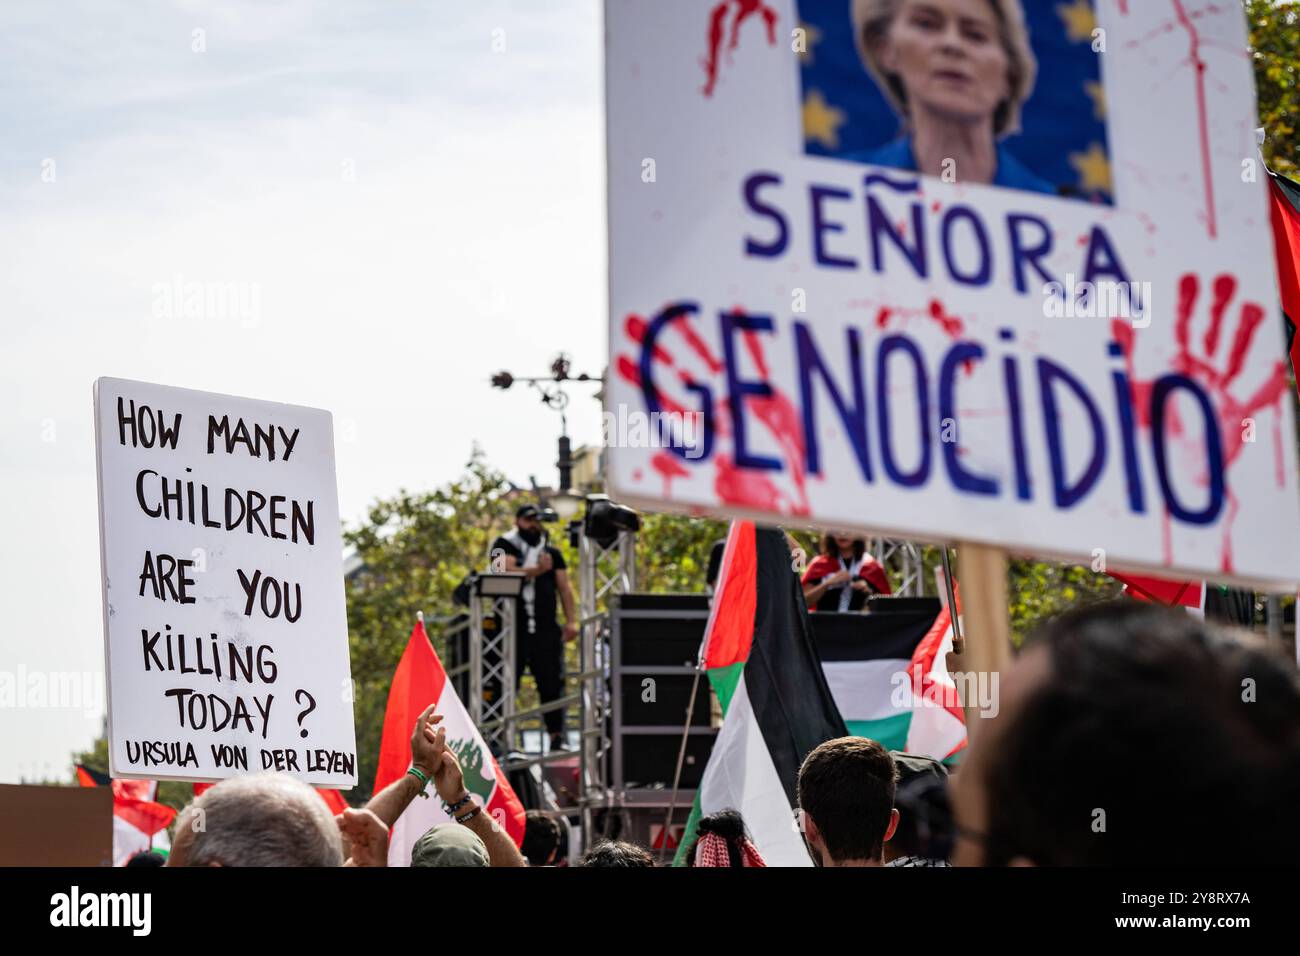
[409,703,444,777]
[337,808,389,867]
[422,721,467,804]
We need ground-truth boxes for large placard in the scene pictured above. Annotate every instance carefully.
[605,0,1300,588]
[94,377,356,785]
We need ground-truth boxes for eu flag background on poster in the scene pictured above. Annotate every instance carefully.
[796,0,1113,205]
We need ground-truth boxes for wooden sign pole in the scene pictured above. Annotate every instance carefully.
[951,541,1013,742]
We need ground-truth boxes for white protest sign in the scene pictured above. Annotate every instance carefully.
[94,378,356,786]
[604,0,1300,589]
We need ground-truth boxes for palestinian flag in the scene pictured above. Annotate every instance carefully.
[816,598,965,763]
[75,764,175,866]
[674,521,848,867]
[818,606,939,750]
[373,616,526,866]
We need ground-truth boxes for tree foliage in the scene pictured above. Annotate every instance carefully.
[1247,0,1300,177]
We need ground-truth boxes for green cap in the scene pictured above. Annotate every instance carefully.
[410,823,490,868]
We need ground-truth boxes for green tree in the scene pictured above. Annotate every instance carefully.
[1007,559,1121,646]
[1247,0,1300,177]
[634,512,729,591]
[342,447,520,801]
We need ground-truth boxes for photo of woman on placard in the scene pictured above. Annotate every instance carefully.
[842,0,1056,195]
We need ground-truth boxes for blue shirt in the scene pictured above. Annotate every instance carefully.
[843,135,1058,197]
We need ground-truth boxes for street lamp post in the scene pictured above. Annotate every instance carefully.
[490,353,602,509]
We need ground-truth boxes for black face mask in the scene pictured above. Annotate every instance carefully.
[518,527,543,547]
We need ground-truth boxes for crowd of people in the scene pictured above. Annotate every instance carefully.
[124,600,1300,868]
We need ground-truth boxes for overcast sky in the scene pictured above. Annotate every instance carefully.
[0,0,605,782]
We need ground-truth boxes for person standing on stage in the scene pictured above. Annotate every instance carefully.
[490,504,578,751]
[801,533,892,612]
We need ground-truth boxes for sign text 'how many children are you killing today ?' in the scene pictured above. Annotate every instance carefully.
[94,378,356,787]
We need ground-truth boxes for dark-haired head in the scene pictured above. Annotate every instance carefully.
[579,840,655,868]
[797,736,899,865]
[952,600,1300,866]
[821,534,865,560]
[521,810,565,867]
[688,810,748,867]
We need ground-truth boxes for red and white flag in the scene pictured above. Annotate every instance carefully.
[373,618,526,866]
[902,595,967,763]
[75,766,175,865]
[1107,571,1205,615]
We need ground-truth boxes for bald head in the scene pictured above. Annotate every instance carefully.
[169,773,343,867]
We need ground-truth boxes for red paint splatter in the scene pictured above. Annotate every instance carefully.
[625,314,672,365]
[874,299,965,341]
[927,299,964,339]
[1221,490,1238,574]
[701,0,779,97]
[616,304,809,518]
[1201,274,1235,357]
[651,451,691,498]
[1171,0,1218,239]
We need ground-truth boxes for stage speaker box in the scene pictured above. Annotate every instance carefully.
[610,593,717,791]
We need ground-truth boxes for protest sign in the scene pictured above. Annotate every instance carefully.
[604,0,1300,589]
[94,378,356,786]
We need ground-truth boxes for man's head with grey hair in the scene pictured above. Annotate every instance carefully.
[168,772,344,867]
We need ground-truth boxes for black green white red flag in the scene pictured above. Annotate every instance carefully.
[674,521,848,866]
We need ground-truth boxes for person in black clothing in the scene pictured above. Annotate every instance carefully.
[491,504,578,752]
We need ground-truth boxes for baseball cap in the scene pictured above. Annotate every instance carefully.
[516,504,540,520]
[410,823,490,868]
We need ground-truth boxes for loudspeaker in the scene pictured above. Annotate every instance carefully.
[609,593,718,791]
[619,669,712,727]
[616,731,716,789]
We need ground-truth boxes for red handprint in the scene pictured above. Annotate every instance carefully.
[1113,272,1290,571]
[614,306,810,516]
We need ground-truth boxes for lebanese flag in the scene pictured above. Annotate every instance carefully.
[373,617,526,866]
[76,765,175,866]
[675,521,848,866]
[902,594,967,763]
[192,781,349,814]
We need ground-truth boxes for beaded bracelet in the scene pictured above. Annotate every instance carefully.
[445,793,473,815]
